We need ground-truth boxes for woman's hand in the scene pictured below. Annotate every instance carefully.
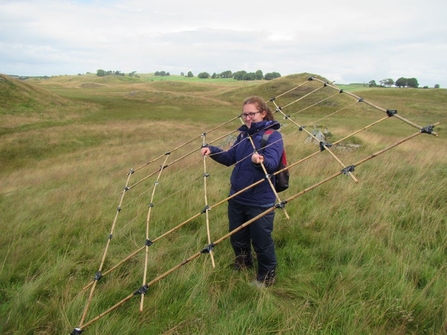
[251,153,264,164]
[201,147,211,156]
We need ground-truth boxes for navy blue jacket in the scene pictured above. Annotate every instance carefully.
[207,120,283,207]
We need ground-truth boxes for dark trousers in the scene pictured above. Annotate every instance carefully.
[228,200,277,279]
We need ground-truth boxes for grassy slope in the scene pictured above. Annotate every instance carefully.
[0,73,446,335]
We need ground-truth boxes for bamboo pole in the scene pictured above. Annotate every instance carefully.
[140,153,170,312]
[202,133,215,268]
[78,170,133,327]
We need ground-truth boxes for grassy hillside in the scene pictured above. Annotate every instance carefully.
[0,73,446,335]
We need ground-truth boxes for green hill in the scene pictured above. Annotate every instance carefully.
[0,74,95,134]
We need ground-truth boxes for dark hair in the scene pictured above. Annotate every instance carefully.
[242,96,275,121]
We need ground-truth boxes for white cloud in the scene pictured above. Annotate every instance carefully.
[0,0,446,86]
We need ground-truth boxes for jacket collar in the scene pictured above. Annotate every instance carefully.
[238,120,281,135]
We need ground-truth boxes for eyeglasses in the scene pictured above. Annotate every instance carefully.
[241,111,261,118]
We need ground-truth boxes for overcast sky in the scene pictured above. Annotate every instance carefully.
[1,0,446,87]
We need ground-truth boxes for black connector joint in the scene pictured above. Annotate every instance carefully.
[201,205,210,214]
[94,271,103,281]
[386,109,397,117]
[319,142,333,151]
[134,284,149,296]
[201,243,214,254]
[421,125,435,134]
[342,165,356,175]
[71,328,83,335]
[275,201,287,209]
[145,239,153,247]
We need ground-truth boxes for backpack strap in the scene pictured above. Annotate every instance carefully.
[261,129,275,149]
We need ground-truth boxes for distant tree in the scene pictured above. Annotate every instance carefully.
[187,71,194,77]
[155,71,168,76]
[385,78,394,87]
[255,70,263,80]
[97,69,126,76]
[211,73,218,79]
[264,72,281,80]
[129,71,137,77]
[407,77,419,88]
[220,70,233,78]
[380,78,394,87]
[96,69,106,77]
[394,77,419,88]
[233,71,258,81]
[181,72,185,76]
[233,70,247,80]
[243,72,257,80]
[198,72,210,79]
[395,77,407,88]
[434,84,440,89]
[369,80,377,87]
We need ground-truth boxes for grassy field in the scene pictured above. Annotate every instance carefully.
[1,73,446,335]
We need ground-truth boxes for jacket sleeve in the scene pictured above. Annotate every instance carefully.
[206,135,242,167]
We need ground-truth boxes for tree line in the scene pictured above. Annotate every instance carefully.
[96,69,281,81]
[96,69,139,77]
[368,77,440,89]
[160,69,281,81]
[196,70,281,81]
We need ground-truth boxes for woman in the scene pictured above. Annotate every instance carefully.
[201,96,284,287]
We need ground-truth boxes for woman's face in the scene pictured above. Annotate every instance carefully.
[241,103,265,127]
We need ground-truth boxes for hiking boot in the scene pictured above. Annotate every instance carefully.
[234,252,253,271]
[256,270,276,287]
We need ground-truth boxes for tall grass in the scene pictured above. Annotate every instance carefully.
[0,74,446,334]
